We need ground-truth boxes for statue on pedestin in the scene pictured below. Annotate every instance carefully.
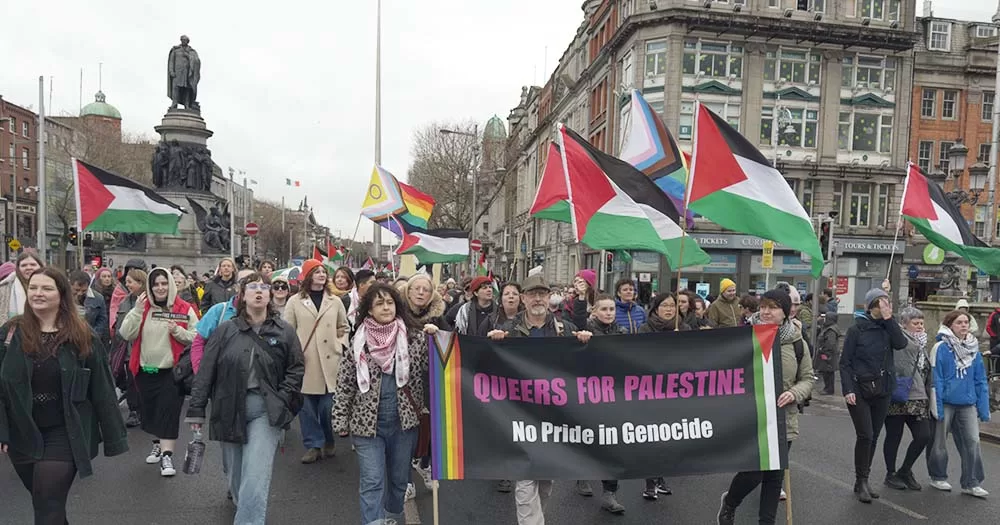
[152,141,213,192]
[186,197,231,253]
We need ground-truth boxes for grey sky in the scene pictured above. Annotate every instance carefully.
[0,0,993,243]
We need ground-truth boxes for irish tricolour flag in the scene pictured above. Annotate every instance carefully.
[902,163,1000,276]
[688,104,824,276]
[73,159,184,234]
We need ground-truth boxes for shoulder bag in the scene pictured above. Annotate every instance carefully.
[891,354,922,404]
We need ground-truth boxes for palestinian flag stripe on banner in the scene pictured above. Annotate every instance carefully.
[902,163,1000,276]
[751,325,781,471]
[73,158,184,234]
[688,104,824,276]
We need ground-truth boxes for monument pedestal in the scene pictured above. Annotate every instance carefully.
[154,109,213,145]
[916,295,995,352]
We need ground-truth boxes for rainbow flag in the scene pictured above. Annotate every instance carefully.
[378,181,436,235]
[620,89,695,227]
[428,331,464,480]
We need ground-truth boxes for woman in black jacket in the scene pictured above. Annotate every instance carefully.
[0,268,128,525]
[186,272,305,524]
[840,288,908,503]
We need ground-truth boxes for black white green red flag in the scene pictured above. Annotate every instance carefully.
[902,163,1000,276]
[73,158,184,234]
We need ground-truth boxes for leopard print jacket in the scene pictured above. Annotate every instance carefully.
[333,330,429,437]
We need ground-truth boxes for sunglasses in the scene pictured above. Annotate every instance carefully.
[273,284,289,291]
[245,283,271,291]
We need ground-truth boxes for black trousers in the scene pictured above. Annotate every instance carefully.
[821,372,836,394]
[846,393,891,478]
[724,441,792,525]
[12,460,77,525]
[883,414,932,474]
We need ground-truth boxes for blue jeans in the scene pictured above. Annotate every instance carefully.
[352,377,419,525]
[221,392,282,525]
[927,404,986,489]
[299,393,334,449]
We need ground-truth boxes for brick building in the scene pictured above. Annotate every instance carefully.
[0,95,41,257]
[492,0,921,310]
[905,13,998,299]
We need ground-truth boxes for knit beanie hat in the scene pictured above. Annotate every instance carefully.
[300,259,324,283]
[762,289,792,319]
[576,269,597,290]
[720,278,737,294]
[864,288,889,310]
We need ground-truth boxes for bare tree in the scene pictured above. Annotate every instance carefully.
[407,120,513,232]
[251,199,289,263]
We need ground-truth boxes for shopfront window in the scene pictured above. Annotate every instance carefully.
[833,182,845,226]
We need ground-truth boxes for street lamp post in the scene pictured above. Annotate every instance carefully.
[986,1,1000,251]
[771,103,796,168]
[439,124,480,275]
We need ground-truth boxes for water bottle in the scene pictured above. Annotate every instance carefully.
[183,429,206,475]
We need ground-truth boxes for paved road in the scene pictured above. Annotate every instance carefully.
[3,397,999,524]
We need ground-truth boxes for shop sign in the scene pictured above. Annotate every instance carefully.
[922,244,945,265]
[639,272,651,283]
[827,276,849,295]
[761,241,774,269]
[690,233,903,254]
[684,253,738,274]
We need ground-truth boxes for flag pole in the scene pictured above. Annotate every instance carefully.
[785,469,793,525]
[672,102,701,331]
[887,163,913,282]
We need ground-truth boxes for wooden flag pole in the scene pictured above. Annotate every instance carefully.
[432,480,440,525]
[784,469,793,525]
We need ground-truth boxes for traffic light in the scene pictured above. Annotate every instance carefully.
[83,233,93,247]
[819,221,831,261]
[606,252,614,266]
[68,227,78,246]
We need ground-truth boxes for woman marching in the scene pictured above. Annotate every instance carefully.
[0,252,45,325]
[927,309,990,497]
[119,267,199,476]
[839,288,907,503]
[186,272,305,524]
[882,307,932,491]
[283,259,350,464]
[334,283,430,525]
[1,268,128,524]
[478,282,523,337]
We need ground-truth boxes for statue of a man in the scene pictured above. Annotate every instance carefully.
[167,35,201,110]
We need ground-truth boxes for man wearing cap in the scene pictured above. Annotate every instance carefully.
[445,277,474,327]
[454,276,496,335]
[707,278,740,328]
[487,273,592,525]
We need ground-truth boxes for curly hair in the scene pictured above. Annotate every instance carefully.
[355,282,414,328]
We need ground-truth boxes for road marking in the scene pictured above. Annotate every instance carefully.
[790,460,928,520]
[404,497,421,524]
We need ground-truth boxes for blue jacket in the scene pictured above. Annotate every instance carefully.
[615,299,646,334]
[932,337,990,422]
[81,288,110,346]
[197,297,238,339]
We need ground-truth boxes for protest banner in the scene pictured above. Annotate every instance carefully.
[427,325,787,481]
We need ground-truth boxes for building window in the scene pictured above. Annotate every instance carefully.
[876,184,890,227]
[8,143,13,163]
[768,0,779,7]
[21,148,29,169]
[941,91,957,119]
[764,48,822,85]
[929,22,952,51]
[938,141,954,171]
[977,25,998,38]
[983,92,995,121]
[21,122,29,138]
[888,0,901,21]
[980,144,993,163]
[645,41,666,78]
[646,94,665,115]
[761,107,818,148]
[849,183,872,227]
[974,206,987,237]
[621,51,634,89]
[838,111,892,153]
[842,55,896,90]
[681,99,740,140]
[920,89,936,118]
[832,182,845,226]
[682,40,743,79]
[858,0,885,20]
[917,141,934,171]
[8,117,14,134]
[802,180,814,216]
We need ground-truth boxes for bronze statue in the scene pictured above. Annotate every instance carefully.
[167,35,201,110]
[186,197,231,252]
[940,263,962,291]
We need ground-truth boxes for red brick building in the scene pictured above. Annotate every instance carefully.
[0,96,41,251]
[909,16,998,240]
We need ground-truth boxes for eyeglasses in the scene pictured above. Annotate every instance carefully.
[245,283,271,291]
[273,284,289,291]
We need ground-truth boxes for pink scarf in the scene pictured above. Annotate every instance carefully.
[353,316,410,393]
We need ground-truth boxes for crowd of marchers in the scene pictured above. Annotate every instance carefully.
[0,252,996,525]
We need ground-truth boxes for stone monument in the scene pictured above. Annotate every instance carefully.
[103,35,231,274]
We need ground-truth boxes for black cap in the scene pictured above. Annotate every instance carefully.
[762,289,792,319]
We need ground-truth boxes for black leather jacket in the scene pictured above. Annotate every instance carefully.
[186,316,304,443]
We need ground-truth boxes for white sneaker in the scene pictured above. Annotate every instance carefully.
[160,454,176,477]
[962,486,989,498]
[929,480,952,491]
[405,482,416,501]
[411,459,433,490]
[779,489,787,501]
[145,442,162,464]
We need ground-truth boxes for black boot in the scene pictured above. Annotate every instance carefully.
[884,472,907,490]
[856,478,873,503]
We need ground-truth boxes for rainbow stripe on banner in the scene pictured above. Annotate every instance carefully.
[429,331,464,480]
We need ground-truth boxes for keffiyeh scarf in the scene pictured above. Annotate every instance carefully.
[352,316,410,393]
[749,312,798,344]
[937,325,979,379]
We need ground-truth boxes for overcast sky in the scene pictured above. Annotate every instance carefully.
[1,0,993,244]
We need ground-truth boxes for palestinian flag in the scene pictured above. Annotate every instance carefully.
[397,229,469,264]
[688,103,824,276]
[362,257,375,270]
[476,252,488,276]
[751,325,785,471]
[327,242,345,262]
[313,244,328,263]
[73,158,184,234]
[529,125,710,269]
[902,163,1000,275]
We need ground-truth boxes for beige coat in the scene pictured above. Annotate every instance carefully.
[283,292,350,395]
